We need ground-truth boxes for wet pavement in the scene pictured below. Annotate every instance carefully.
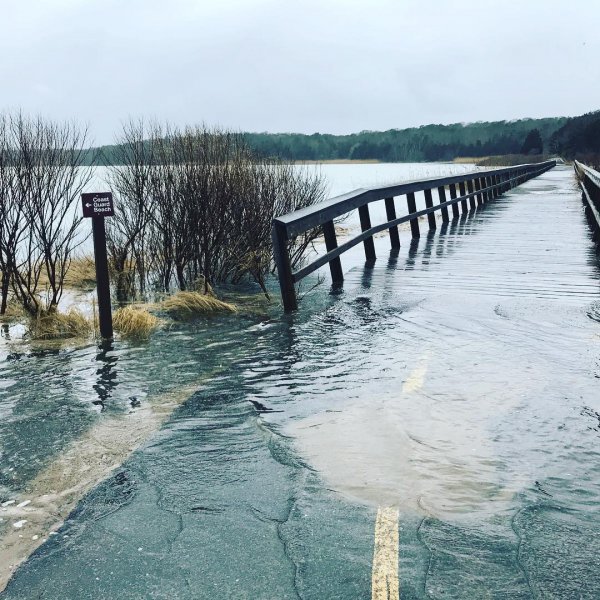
[1,166,600,598]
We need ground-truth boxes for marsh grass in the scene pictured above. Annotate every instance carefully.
[65,256,97,288]
[28,308,93,340]
[113,305,162,338]
[453,157,483,164]
[161,291,237,318]
[0,298,25,322]
[32,256,97,291]
[475,154,551,167]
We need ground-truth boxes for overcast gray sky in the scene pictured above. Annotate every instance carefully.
[1,0,599,144]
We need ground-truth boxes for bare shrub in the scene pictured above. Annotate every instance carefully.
[0,113,29,315]
[28,307,92,340]
[106,122,326,301]
[105,119,155,302]
[0,113,93,316]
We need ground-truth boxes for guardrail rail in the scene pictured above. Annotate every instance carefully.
[272,160,556,311]
[574,161,600,244]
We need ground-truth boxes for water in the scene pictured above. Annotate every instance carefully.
[1,165,600,598]
[78,162,479,251]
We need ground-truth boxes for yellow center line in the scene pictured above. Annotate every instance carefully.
[371,506,400,600]
[371,356,428,598]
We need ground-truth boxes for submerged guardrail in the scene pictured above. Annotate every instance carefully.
[272,160,556,311]
[574,161,600,244]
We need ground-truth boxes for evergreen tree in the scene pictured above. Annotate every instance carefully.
[521,129,543,155]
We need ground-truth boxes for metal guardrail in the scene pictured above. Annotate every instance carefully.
[272,160,556,311]
[574,161,600,242]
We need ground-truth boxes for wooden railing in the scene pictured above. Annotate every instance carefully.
[272,160,556,311]
[574,161,600,243]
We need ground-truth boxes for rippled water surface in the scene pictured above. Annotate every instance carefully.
[1,165,600,599]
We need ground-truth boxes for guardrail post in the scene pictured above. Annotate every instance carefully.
[384,197,401,249]
[358,205,376,261]
[494,174,500,198]
[449,183,459,218]
[437,186,449,222]
[424,188,436,230]
[481,177,489,202]
[323,220,344,283]
[91,216,113,339]
[474,178,483,206]
[458,181,468,212]
[466,179,476,210]
[406,192,420,238]
[271,221,297,311]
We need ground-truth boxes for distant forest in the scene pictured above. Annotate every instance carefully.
[89,111,600,165]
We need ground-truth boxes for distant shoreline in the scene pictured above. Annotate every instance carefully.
[293,159,381,165]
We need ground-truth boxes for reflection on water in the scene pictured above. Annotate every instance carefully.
[92,341,119,412]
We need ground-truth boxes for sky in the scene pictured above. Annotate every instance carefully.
[1,0,599,145]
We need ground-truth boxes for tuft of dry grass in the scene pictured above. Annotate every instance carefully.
[113,305,162,338]
[161,291,237,317]
[28,308,93,340]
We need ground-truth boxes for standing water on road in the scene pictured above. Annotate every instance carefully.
[1,165,599,599]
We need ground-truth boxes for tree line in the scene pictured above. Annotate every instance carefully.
[82,112,600,167]
[88,117,567,165]
[548,110,600,166]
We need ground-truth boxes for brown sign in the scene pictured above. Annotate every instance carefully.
[81,192,114,218]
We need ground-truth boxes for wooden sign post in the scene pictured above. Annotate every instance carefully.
[81,192,114,339]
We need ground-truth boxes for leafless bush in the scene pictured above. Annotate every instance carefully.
[106,122,326,301]
[0,114,27,314]
[105,119,155,301]
[0,113,92,316]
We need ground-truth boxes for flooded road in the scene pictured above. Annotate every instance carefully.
[2,166,600,598]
